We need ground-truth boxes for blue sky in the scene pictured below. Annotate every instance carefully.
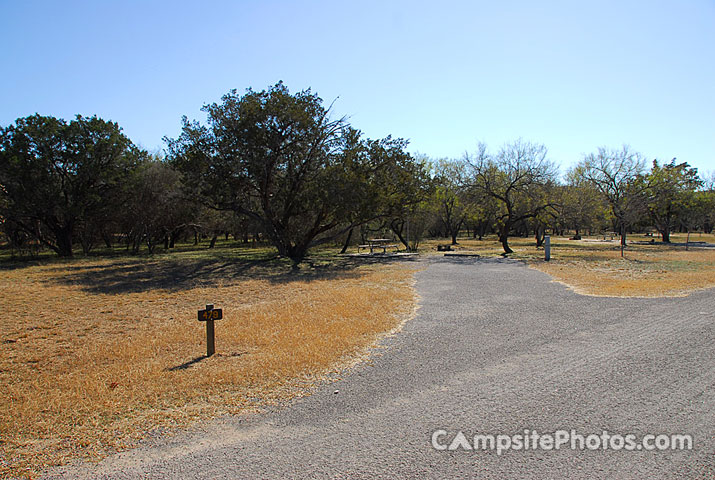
[1,0,714,173]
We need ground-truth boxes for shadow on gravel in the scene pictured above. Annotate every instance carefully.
[434,256,526,265]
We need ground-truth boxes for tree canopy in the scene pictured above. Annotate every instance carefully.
[571,145,646,252]
[466,139,559,253]
[0,114,143,256]
[166,82,426,264]
[643,159,701,243]
[1,84,710,260]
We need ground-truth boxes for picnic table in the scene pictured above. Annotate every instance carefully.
[357,238,399,254]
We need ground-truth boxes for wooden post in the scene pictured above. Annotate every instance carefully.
[205,304,215,357]
[686,229,690,251]
[544,235,551,261]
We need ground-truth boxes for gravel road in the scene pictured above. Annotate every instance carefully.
[45,258,715,479]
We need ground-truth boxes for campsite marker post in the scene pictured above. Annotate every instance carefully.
[198,304,223,356]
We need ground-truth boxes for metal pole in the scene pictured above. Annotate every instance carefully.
[544,235,551,261]
[205,304,215,357]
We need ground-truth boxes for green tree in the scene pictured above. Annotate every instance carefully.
[0,114,143,256]
[121,159,199,253]
[386,154,433,251]
[463,189,499,240]
[430,159,471,245]
[679,188,710,249]
[167,83,423,265]
[559,171,610,237]
[699,172,715,234]
[643,159,701,243]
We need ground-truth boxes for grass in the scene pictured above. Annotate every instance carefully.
[1,233,713,477]
[423,232,715,297]
[0,243,419,478]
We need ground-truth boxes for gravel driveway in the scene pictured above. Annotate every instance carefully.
[45,258,715,479]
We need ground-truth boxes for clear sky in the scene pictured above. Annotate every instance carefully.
[1,0,714,174]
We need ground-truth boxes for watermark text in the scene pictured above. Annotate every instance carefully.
[431,429,693,455]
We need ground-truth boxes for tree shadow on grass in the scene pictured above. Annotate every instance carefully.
[43,253,421,294]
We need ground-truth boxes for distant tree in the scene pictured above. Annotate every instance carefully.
[122,159,199,254]
[678,188,710,249]
[702,171,715,191]
[643,159,701,243]
[430,159,471,245]
[696,189,715,234]
[167,83,424,265]
[196,208,236,249]
[572,146,646,255]
[466,140,559,254]
[559,171,610,237]
[1,190,39,255]
[395,200,434,251]
[0,114,143,256]
[700,171,715,234]
[387,154,433,251]
[464,190,499,240]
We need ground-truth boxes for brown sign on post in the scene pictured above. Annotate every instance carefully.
[198,304,222,356]
[198,308,223,321]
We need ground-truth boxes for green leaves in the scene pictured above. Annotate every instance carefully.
[0,114,143,256]
[166,83,425,263]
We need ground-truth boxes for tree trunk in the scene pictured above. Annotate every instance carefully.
[287,243,308,267]
[81,237,92,255]
[620,224,627,257]
[661,229,670,243]
[146,237,156,254]
[685,229,690,251]
[55,226,74,257]
[535,225,545,248]
[476,223,486,240]
[209,234,218,249]
[340,228,354,254]
[132,235,141,254]
[101,231,113,249]
[391,224,410,251]
[499,225,513,254]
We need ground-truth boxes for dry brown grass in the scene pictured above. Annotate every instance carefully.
[531,239,715,297]
[423,233,715,297]
[0,255,418,478]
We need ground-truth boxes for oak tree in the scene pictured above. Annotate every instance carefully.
[0,114,143,256]
[167,83,423,264]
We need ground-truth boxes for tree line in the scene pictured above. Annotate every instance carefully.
[1,83,713,264]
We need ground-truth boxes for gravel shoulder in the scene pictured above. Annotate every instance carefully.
[44,257,715,479]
